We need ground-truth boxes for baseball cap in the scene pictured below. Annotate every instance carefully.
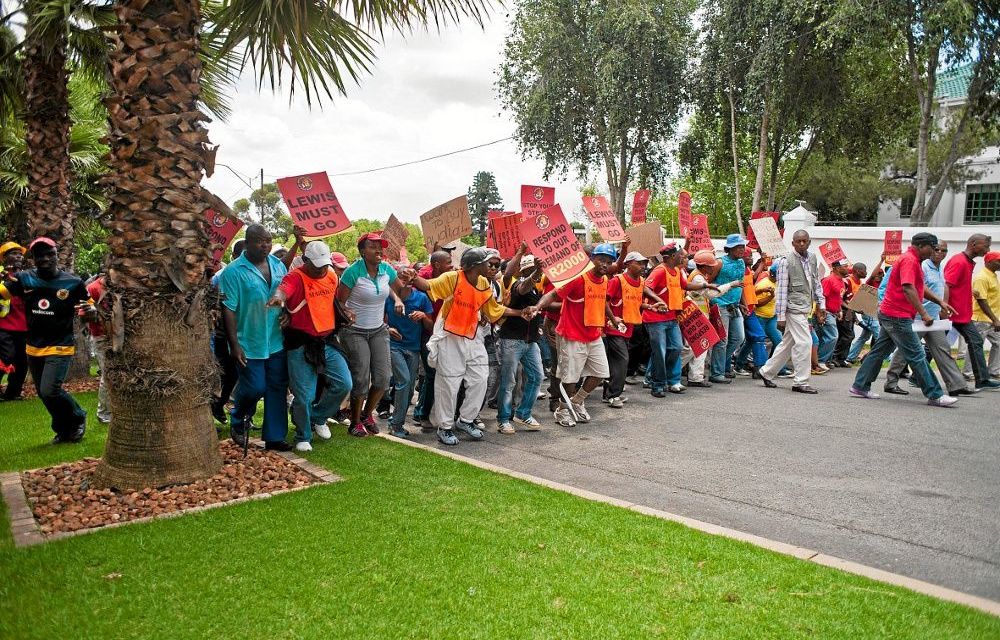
[28,237,56,252]
[357,231,389,249]
[269,244,286,255]
[303,241,332,268]
[330,252,350,269]
[724,234,748,249]
[624,251,647,263]
[659,242,679,256]
[985,251,1000,263]
[693,250,720,268]
[0,241,24,256]
[519,255,536,270]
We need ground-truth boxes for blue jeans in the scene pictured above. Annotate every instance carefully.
[848,315,879,361]
[710,304,745,378]
[496,338,543,423]
[646,320,683,389]
[27,355,86,436]
[736,312,768,369]
[389,346,421,429]
[231,349,289,443]
[817,312,839,363]
[853,314,943,399]
[287,344,352,443]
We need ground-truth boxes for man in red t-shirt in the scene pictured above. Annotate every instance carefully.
[818,261,849,366]
[944,233,1000,390]
[530,244,621,427]
[850,233,958,406]
[0,242,28,400]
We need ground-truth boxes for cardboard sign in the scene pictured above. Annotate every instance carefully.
[685,214,714,253]
[677,300,720,357]
[487,212,523,259]
[678,191,693,236]
[399,246,409,264]
[582,195,626,242]
[632,189,651,225]
[518,204,591,287]
[419,195,472,250]
[626,221,665,258]
[847,283,879,316]
[382,214,409,262]
[748,216,788,257]
[203,209,244,265]
[818,239,848,268]
[520,185,555,218]
[746,211,782,251]
[276,171,351,239]
[884,230,903,266]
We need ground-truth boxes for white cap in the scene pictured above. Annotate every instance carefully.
[519,255,536,270]
[624,251,647,263]
[270,244,286,255]
[303,241,332,268]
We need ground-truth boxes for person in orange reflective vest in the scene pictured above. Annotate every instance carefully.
[404,247,533,446]
[528,243,620,428]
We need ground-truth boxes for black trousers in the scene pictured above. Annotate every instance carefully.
[0,329,28,399]
[627,324,650,376]
[212,335,239,410]
[603,335,629,399]
[834,318,854,362]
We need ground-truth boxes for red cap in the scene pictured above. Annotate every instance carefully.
[357,231,389,249]
[330,252,350,269]
[984,251,1000,263]
[28,237,56,252]
[659,242,679,255]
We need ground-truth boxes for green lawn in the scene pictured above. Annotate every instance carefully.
[0,392,997,638]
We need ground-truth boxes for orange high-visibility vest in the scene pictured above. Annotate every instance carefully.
[288,269,338,334]
[583,273,608,327]
[443,272,492,339]
[663,267,686,311]
[618,274,644,324]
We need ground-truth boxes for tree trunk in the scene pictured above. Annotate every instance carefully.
[751,93,770,215]
[94,0,222,490]
[907,37,939,226]
[766,122,783,211]
[22,1,75,269]
[726,88,745,236]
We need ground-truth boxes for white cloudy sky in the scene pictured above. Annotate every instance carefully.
[202,10,590,226]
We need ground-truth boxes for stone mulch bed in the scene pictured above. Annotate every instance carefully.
[15,377,100,399]
[3,441,338,546]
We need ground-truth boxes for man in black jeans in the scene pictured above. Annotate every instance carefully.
[0,238,96,443]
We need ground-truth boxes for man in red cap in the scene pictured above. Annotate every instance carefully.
[970,249,1000,379]
[0,238,96,442]
[944,233,1000,391]
[0,241,28,400]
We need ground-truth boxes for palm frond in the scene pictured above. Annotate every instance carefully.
[344,0,491,36]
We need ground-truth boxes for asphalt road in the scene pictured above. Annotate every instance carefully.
[403,365,1000,601]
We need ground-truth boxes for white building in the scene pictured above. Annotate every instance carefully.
[878,64,1000,227]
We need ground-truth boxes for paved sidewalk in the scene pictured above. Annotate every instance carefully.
[404,367,1000,600]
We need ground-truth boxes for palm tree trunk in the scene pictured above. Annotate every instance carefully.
[22,2,75,269]
[94,0,222,490]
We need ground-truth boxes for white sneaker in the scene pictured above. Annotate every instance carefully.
[571,401,591,422]
[607,396,625,409]
[295,441,313,452]
[553,407,576,427]
[928,395,958,408]
[497,422,515,435]
[536,390,547,399]
[313,423,332,440]
[512,415,542,431]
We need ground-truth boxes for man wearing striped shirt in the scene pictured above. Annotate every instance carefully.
[759,230,826,393]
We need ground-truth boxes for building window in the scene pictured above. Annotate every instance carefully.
[965,184,1000,224]
[898,190,915,218]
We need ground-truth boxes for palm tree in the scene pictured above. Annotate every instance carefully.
[93,0,491,489]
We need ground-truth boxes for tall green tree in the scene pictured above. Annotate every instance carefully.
[233,182,293,236]
[93,0,491,490]
[497,0,694,219]
[466,170,502,244]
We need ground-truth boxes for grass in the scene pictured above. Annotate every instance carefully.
[1,392,998,638]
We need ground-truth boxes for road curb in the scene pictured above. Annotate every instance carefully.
[376,432,1000,618]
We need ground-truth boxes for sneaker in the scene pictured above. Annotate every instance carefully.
[687,380,712,388]
[625,376,640,385]
[651,389,666,398]
[377,409,390,419]
[455,420,484,440]
[571,401,591,422]
[264,440,293,451]
[472,417,487,431]
[849,386,880,399]
[97,415,111,424]
[437,428,459,446]
[976,380,1000,391]
[708,377,731,384]
[389,427,409,438]
[777,370,795,378]
[928,395,958,407]
[497,422,515,435]
[412,416,423,428]
[295,441,313,452]
[313,423,332,440]
[211,401,227,424]
[668,384,686,394]
[348,424,367,438]
[513,415,542,431]
[553,407,576,427]
[362,414,380,435]
[537,390,547,399]
[724,371,736,379]
[733,367,752,377]
[642,381,651,389]
[607,396,625,408]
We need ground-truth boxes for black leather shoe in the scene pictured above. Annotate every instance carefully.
[708,376,731,384]
[650,389,666,398]
[792,384,818,394]
[264,440,293,452]
[687,380,712,388]
[949,388,979,396]
[761,377,778,389]
[884,386,910,396]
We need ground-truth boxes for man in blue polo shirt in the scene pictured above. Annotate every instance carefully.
[709,234,748,383]
[218,224,290,450]
[384,264,433,438]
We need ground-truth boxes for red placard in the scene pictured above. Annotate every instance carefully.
[678,191,693,236]
[520,185,555,218]
[276,171,351,239]
[746,211,782,251]
[818,239,848,268]
[685,214,713,253]
[582,195,626,242]
[203,209,244,265]
[632,189,651,225]
[517,204,591,287]
[677,300,720,357]
[884,230,903,266]
[487,213,523,259]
